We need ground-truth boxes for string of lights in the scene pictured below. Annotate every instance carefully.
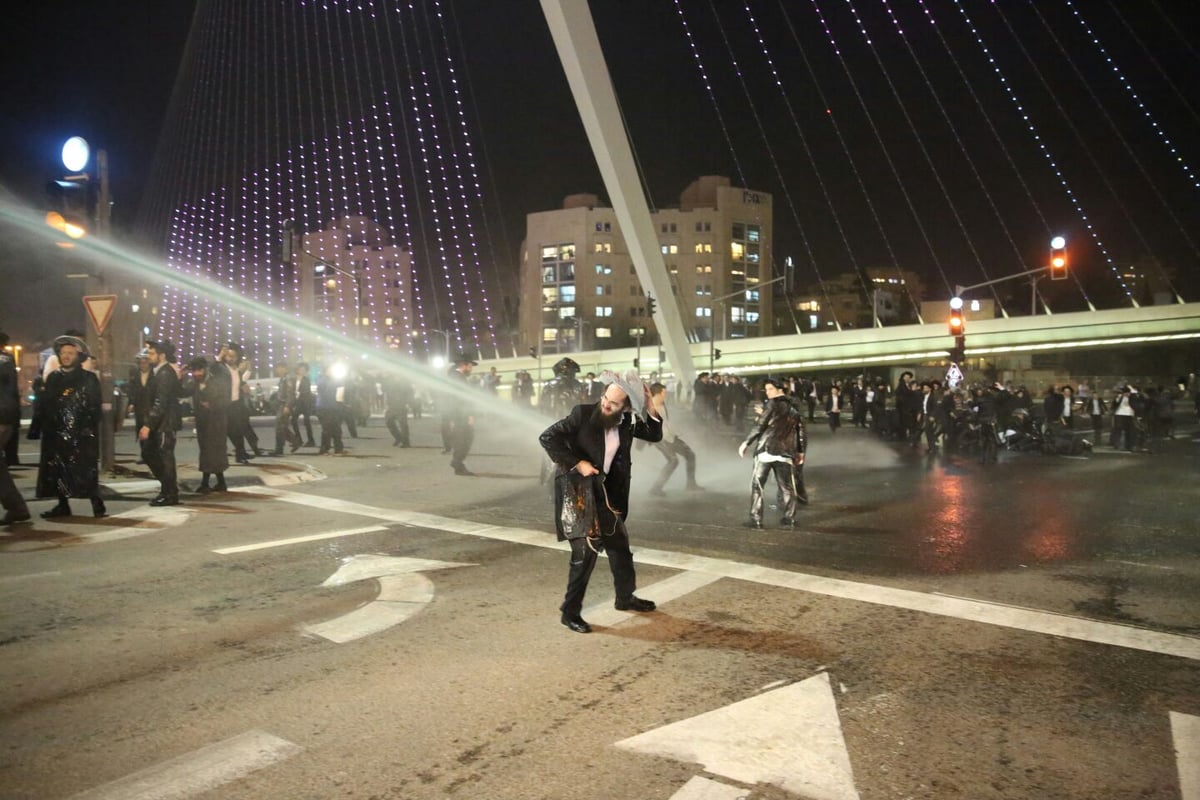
[947,0,1136,305]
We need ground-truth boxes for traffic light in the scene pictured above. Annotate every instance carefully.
[633,357,640,369]
[1049,236,1068,280]
[949,335,966,364]
[714,348,722,361]
[528,346,537,358]
[646,294,656,316]
[947,310,965,336]
[45,176,92,240]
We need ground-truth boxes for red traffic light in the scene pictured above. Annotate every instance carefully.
[1050,236,1068,280]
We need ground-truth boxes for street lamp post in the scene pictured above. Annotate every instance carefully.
[310,253,363,341]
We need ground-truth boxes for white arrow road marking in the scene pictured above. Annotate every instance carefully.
[668,775,750,800]
[239,487,1200,661]
[617,672,860,800]
[66,729,301,800]
[302,554,474,643]
[1173,711,1200,800]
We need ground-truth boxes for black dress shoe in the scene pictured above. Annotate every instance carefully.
[561,615,592,634]
[91,498,107,518]
[149,496,180,507]
[614,596,656,612]
[41,504,71,519]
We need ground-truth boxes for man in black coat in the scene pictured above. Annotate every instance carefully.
[539,379,662,634]
[139,340,183,506]
[0,330,31,525]
[36,336,106,519]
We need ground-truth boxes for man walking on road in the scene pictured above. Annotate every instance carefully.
[139,340,183,506]
[35,335,106,519]
[539,376,662,634]
[446,352,477,476]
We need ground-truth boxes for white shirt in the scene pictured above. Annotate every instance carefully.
[603,426,619,474]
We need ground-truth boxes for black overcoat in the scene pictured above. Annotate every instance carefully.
[36,367,101,498]
[539,402,662,540]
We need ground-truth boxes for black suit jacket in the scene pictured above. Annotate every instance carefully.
[539,402,662,523]
[146,362,183,433]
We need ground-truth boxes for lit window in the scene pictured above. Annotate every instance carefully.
[596,306,613,317]
[669,244,678,254]
[660,245,669,255]
[542,327,558,342]
[603,243,611,253]
[747,225,760,243]
[704,265,712,273]
[560,284,576,302]
[731,242,745,260]
[542,287,558,304]
[595,327,612,338]
[694,243,704,254]
[746,311,760,323]
[594,243,604,253]
[731,306,744,321]
[541,245,558,260]
[695,307,711,318]
[559,306,575,319]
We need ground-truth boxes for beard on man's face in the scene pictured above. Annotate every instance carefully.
[591,402,625,429]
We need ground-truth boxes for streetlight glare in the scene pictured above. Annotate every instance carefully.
[1050,235,1066,249]
[949,296,964,310]
[62,136,90,172]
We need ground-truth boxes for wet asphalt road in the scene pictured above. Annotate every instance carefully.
[1,409,1197,799]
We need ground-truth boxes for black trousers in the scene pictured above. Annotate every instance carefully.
[274,409,300,452]
[561,521,637,618]
[318,410,344,453]
[0,425,28,515]
[386,407,410,446]
[750,458,805,524]
[227,402,258,457]
[141,429,178,499]
[449,420,473,468]
[291,405,315,444]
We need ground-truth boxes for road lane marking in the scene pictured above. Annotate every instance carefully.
[213,526,388,554]
[0,570,64,584]
[618,672,859,800]
[1173,711,1200,800]
[66,729,302,800]
[669,776,750,800]
[585,571,722,627]
[240,487,1200,662]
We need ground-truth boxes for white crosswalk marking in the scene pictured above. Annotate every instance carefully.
[67,729,302,800]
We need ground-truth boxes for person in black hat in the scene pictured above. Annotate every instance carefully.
[139,340,183,506]
[218,343,261,463]
[539,377,662,633]
[35,335,106,518]
[0,330,31,525]
[444,351,478,475]
[738,376,807,529]
[183,356,230,493]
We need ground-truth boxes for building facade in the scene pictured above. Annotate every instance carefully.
[299,216,414,357]
[519,177,774,355]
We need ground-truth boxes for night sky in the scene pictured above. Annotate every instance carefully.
[2,0,1198,344]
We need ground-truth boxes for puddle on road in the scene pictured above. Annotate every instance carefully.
[604,612,836,662]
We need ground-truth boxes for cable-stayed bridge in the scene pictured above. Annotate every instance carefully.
[478,301,1200,381]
